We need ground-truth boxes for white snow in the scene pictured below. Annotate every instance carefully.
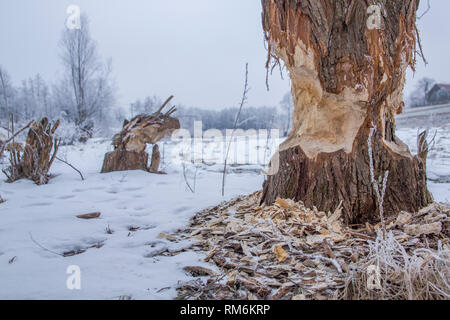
[0,138,264,299]
[0,126,448,299]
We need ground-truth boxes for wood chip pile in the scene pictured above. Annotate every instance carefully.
[157,192,449,300]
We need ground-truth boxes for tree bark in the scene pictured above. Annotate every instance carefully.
[261,0,432,224]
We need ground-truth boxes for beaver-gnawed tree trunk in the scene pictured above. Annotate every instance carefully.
[261,0,432,224]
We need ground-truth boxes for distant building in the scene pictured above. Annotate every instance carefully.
[426,84,450,105]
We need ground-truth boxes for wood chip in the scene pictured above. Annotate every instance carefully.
[275,198,291,209]
[404,222,442,236]
[76,212,101,219]
[183,266,216,277]
[273,245,288,263]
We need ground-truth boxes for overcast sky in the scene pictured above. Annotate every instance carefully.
[0,0,449,110]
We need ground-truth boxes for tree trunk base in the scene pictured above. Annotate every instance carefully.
[262,131,433,225]
[101,150,149,173]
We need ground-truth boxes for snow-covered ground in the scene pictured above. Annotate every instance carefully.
[0,137,265,299]
[0,126,448,299]
[397,126,450,203]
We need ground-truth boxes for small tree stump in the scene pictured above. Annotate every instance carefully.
[101,150,149,173]
[101,96,179,174]
[22,118,60,185]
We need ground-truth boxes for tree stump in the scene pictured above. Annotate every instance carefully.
[101,150,149,173]
[2,118,60,185]
[22,118,60,185]
[101,96,180,173]
[260,0,432,224]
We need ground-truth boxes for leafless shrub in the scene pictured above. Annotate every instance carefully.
[182,162,198,194]
[105,225,114,235]
[341,231,450,300]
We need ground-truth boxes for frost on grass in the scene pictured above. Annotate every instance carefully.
[341,231,450,300]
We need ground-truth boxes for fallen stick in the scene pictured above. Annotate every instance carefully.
[345,230,376,241]
[56,156,85,181]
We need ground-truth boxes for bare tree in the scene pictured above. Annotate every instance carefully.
[57,14,114,133]
[0,66,15,126]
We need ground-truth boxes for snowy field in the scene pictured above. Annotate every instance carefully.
[0,126,449,299]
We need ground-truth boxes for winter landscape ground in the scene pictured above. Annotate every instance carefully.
[0,124,448,300]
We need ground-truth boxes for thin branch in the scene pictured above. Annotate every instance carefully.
[55,156,85,181]
[182,163,195,194]
[29,232,64,257]
[0,120,33,157]
[222,63,249,196]
[417,0,431,19]
[155,95,174,116]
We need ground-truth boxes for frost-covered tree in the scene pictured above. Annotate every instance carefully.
[56,14,115,134]
[280,91,293,136]
[0,66,16,125]
[408,77,436,108]
[175,105,282,133]
[130,96,162,117]
[16,74,52,121]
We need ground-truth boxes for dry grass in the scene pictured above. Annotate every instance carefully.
[341,231,450,300]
